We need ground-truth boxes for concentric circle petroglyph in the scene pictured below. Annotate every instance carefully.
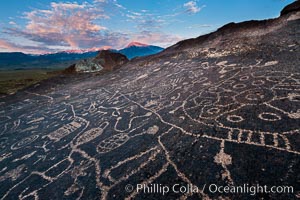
[11,135,39,150]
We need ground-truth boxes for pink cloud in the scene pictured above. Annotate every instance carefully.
[130,31,182,48]
[0,39,48,54]
[2,1,182,53]
[0,39,23,52]
[21,2,108,48]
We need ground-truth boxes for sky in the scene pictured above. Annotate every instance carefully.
[0,0,295,54]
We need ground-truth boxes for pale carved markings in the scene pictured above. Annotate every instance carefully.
[102,147,159,180]
[208,128,292,153]
[27,117,44,124]
[105,148,161,188]
[0,164,26,182]
[13,151,36,162]
[0,137,8,150]
[0,57,299,200]
[226,115,244,123]
[129,125,160,138]
[146,125,159,135]
[33,155,47,165]
[64,160,93,197]
[258,112,282,122]
[1,119,21,136]
[97,133,130,154]
[11,135,39,150]
[47,117,88,142]
[0,152,12,162]
[179,68,300,154]
[75,122,109,146]
[114,112,152,132]
[157,128,209,199]
[214,141,233,184]
[264,60,279,67]
[25,91,54,101]
[34,141,50,153]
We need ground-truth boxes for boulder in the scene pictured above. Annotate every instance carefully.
[65,50,128,73]
[94,50,129,71]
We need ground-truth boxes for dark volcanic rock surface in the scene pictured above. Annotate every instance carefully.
[281,0,300,16]
[0,3,299,200]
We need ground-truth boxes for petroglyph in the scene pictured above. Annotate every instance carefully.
[146,125,159,135]
[0,164,26,182]
[0,152,12,162]
[13,151,36,162]
[258,112,282,122]
[47,117,88,142]
[97,133,130,153]
[75,122,109,146]
[11,135,39,150]
[214,141,233,184]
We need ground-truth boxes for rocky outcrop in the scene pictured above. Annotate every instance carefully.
[71,59,103,73]
[94,50,128,71]
[161,0,300,56]
[65,50,128,73]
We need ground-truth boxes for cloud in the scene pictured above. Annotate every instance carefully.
[126,10,144,20]
[184,1,205,14]
[187,24,212,29]
[2,1,182,53]
[5,2,108,49]
[0,39,50,54]
[0,39,23,52]
[125,10,166,31]
[94,0,107,2]
[9,21,16,25]
[130,31,182,47]
[137,19,165,30]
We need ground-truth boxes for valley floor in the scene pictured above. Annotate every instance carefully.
[0,69,62,95]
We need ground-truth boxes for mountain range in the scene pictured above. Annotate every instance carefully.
[0,42,164,70]
[119,42,164,59]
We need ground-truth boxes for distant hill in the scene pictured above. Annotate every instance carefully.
[0,52,35,65]
[0,42,164,70]
[0,51,99,70]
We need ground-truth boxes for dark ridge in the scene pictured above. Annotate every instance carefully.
[164,1,299,52]
[280,0,300,16]
[164,18,276,52]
